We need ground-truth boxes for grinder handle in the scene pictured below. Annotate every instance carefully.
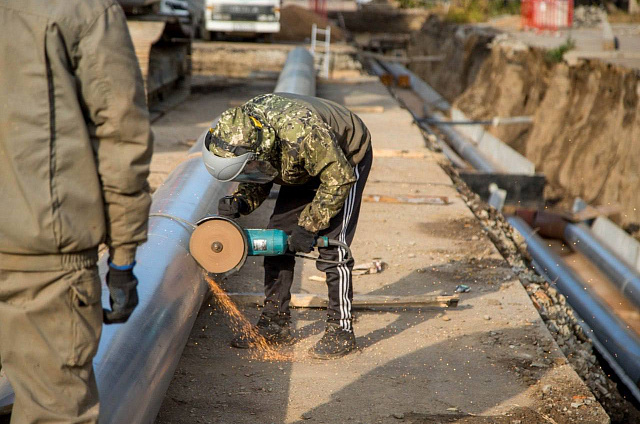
[292,237,353,266]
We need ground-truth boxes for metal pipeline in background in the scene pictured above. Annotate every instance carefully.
[508,216,640,393]
[274,46,316,96]
[365,59,467,170]
[378,60,500,174]
[514,209,640,312]
[428,110,500,173]
[366,58,392,85]
[0,47,317,421]
[378,60,450,112]
[421,116,534,127]
[564,223,640,311]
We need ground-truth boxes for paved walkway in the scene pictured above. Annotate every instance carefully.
[155,77,608,423]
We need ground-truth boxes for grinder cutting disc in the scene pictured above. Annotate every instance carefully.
[189,217,248,275]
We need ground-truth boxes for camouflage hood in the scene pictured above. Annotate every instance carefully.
[209,107,278,164]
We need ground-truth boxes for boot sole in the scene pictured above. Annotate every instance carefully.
[308,345,356,360]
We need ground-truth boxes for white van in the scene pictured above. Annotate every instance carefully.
[203,0,280,38]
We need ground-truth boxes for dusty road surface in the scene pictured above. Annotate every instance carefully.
[152,73,608,423]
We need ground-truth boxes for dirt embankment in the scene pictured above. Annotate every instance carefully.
[409,17,640,229]
[408,16,498,101]
[275,5,344,43]
[332,7,429,34]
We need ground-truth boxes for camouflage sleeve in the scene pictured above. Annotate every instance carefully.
[234,182,273,214]
[297,124,356,233]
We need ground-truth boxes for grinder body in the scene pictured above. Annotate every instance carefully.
[246,229,329,256]
[245,229,288,256]
[189,216,331,276]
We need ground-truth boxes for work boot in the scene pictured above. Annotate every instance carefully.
[230,315,295,349]
[308,323,356,359]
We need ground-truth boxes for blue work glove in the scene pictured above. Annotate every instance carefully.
[288,226,317,254]
[103,261,139,324]
[218,196,249,219]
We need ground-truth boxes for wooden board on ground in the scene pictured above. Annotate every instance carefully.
[226,293,459,308]
[348,105,385,114]
[373,148,430,159]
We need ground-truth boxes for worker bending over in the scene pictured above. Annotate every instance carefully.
[203,93,372,359]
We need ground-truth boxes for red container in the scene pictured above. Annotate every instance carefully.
[521,0,574,30]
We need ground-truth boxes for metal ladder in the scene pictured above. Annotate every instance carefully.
[310,23,331,79]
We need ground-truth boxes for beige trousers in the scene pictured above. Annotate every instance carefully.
[0,266,103,423]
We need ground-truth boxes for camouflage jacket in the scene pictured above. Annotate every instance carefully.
[232,93,371,233]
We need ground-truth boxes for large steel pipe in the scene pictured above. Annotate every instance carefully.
[96,150,234,423]
[508,216,640,388]
[0,47,316,420]
[564,223,640,310]
[379,61,498,173]
[379,61,450,112]
[274,46,316,96]
[0,140,232,419]
[428,110,500,173]
[367,59,389,80]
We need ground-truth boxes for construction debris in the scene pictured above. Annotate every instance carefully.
[353,260,387,275]
[454,284,471,293]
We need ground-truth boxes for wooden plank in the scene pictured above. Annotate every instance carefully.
[373,148,430,159]
[226,293,459,308]
[348,105,385,114]
[363,194,450,205]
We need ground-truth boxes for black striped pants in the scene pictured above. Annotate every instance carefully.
[263,148,372,332]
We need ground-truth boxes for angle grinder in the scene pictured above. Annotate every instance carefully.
[189,216,352,276]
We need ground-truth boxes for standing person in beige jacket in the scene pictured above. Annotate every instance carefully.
[0,0,153,422]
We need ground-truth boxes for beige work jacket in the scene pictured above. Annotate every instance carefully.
[0,0,153,269]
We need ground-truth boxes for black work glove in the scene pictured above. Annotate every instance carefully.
[217,196,249,219]
[288,226,317,254]
[103,263,139,325]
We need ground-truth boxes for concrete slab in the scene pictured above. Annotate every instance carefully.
[506,24,640,70]
[155,78,608,423]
